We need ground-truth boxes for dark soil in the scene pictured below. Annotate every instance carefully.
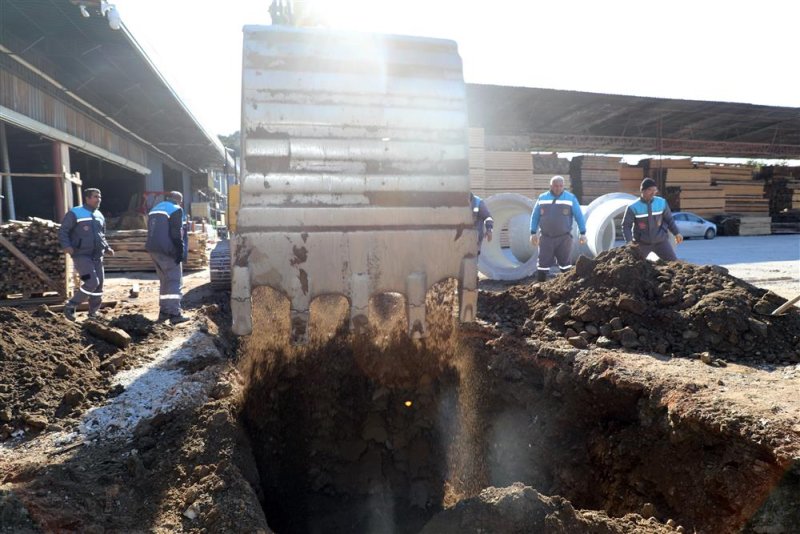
[479,246,800,363]
[1,255,798,534]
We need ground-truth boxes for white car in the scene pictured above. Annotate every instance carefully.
[673,212,717,239]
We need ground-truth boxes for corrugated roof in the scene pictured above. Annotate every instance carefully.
[0,0,229,172]
[467,84,800,159]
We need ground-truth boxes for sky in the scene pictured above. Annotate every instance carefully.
[112,0,798,139]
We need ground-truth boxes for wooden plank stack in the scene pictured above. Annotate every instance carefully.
[484,150,536,199]
[0,218,68,301]
[532,154,572,192]
[569,156,620,203]
[468,128,486,197]
[664,168,725,216]
[703,164,769,216]
[619,165,643,194]
[104,230,209,272]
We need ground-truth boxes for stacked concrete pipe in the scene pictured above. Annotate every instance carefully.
[478,192,638,281]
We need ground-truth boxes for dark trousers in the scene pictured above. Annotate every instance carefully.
[150,252,183,316]
[631,240,678,261]
[68,255,104,314]
[537,233,574,274]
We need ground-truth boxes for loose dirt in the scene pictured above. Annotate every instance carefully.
[0,248,798,533]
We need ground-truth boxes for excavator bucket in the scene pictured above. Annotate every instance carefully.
[232,26,478,343]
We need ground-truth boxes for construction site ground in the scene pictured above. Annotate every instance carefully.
[0,234,798,533]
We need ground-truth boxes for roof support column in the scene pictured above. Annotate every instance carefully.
[52,141,71,220]
[0,121,15,221]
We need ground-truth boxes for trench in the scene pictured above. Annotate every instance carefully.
[237,288,799,534]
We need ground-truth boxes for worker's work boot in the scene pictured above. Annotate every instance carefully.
[536,271,547,283]
[169,315,190,325]
[157,312,170,322]
[63,305,77,322]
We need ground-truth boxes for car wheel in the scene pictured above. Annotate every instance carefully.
[704,228,716,240]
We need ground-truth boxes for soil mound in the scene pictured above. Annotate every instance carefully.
[0,308,168,439]
[479,247,800,363]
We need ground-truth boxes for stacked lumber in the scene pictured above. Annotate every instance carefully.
[674,187,726,216]
[761,166,800,214]
[569,156,620,203]
[104,230,209,272]
[468,128,486,197]
[0,218,68,299]
[643,158,694,173]
[703,164,768,215]
[665,168,712,187]
[738,216,773,236]
[619,165,643,194]
[664,168,725,216]
[532,154,572,192]
[484,150,535,199]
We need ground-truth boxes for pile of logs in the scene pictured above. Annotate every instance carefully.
[104,230,209,272]
[0,218,67,299]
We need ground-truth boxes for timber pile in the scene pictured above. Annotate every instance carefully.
[761,166,800,214]
[737,216,772,236]
[104,230,209,272]
[703,164,769,215]
[619,165,643,194]
[665,168,725,217]
[484,150,536,199]
[468,128,486,197]
[532,154,572,192]
[569,156,620,203]
[0,218,67,299]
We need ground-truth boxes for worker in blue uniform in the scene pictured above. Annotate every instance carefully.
[59,188,114,320]
[146,191,189,324]
[622,177,683,260]
[529,176,587,282]
[471,192,494,250]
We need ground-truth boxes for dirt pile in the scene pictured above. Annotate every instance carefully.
[0,307,121,439]
[421,482,676,534]
[479,247,800,363]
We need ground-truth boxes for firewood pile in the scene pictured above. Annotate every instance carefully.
[0,218,67,298]
[104,230,209,272]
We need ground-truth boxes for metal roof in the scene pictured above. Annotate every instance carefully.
[467,84,800,159]
[0,0,229,172]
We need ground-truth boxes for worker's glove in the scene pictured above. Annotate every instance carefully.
[578,234,587,245]
[530,234,539,247]
[675,234,684,245]
[175,255,183,264]
[107,247,115,256]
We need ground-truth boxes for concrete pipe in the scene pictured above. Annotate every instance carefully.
[583,193,637,256]
[478,193,538,280]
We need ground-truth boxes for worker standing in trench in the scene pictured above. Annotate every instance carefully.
[59,188,114,321]
[529,175,587,282]
[146,191,189,324]
[621,177,683,260]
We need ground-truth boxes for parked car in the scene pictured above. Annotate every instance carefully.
[673,212,717,239]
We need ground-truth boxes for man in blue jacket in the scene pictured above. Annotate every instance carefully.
[146,191,189,324]
[529,176,587,282]
[59,188,114,320]
[622,177,683,261]
[470,192,494,250]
